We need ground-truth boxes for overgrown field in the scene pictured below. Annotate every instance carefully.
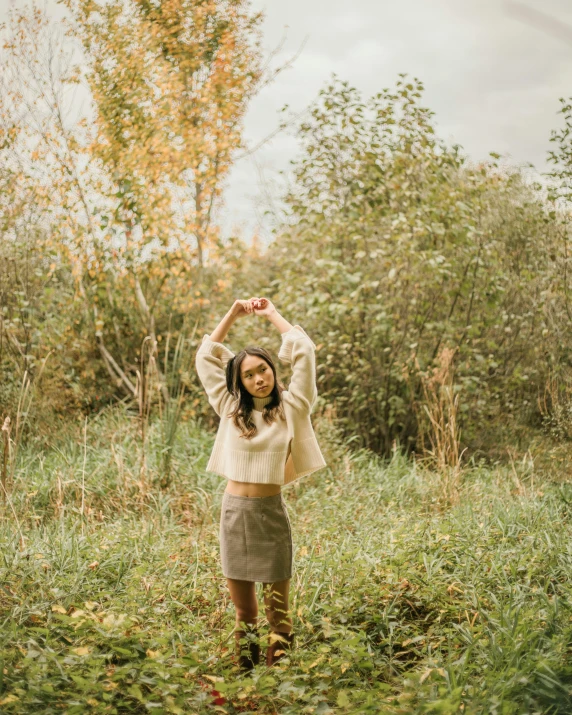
[1,409,572,714]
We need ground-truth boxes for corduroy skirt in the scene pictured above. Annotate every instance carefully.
[219,491,293,582]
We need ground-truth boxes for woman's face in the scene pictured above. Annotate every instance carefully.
[239,354,275,398]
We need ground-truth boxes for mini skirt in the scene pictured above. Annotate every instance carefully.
[219,491,293,582]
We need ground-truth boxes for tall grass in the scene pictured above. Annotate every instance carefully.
[135,324,198,491]
[0,353,52,498]
[0,408,571,713]
[418,347,466,506]
[157,328,197,489]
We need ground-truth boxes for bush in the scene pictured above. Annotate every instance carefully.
[265,75,570,458]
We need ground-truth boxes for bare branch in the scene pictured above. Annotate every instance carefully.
[97,338,137,396]
[234,106,308,162]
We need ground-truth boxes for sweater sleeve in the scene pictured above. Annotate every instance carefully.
[195,334,236,417]
[277,325,318,415]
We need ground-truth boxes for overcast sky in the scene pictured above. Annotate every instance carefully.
[224,0,572,242]
[1,0,571,243]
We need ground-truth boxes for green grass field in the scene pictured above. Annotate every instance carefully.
[1,408,572,714]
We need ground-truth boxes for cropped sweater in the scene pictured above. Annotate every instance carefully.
[195,325,327,485]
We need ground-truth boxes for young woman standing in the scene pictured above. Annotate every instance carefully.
[195,297,326,673]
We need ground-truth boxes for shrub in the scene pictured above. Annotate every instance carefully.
[266,75,569,458]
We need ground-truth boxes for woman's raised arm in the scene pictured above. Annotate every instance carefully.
[195,299,254,417]
[252,298,317,415]
[210,299,254,343]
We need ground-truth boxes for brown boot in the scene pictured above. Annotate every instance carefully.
[266,631,295,667]
[234,625,260,673]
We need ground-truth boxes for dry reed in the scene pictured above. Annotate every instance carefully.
[417,346,465,505]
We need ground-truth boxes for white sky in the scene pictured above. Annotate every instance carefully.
[224,0,572,242]
[2,0,572,244]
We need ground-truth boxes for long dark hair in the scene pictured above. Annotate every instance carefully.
[225,347,285,439]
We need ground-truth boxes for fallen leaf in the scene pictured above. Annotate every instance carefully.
[420,668,433,684]
[0,694,19,705]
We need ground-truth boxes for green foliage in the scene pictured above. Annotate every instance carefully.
[1,411,572,712]
[0,213,112,428]
[548,96,572,203]
[268,75,570,457]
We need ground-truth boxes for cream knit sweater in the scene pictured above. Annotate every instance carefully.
[195,324,327,485]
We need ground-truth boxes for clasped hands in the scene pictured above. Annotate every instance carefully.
[231,297,276,320]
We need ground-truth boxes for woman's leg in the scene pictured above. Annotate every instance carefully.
[226,578,258,629]
[227,578,260,670]
[262,578,292,634]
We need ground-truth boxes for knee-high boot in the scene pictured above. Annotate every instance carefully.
[234,624,260,673]
[266,631,295,666]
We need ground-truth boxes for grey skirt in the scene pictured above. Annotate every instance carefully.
[219,491,293,582]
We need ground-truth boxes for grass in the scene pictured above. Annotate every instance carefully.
[1,406,572,713]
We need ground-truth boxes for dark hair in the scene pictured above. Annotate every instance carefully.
[225,346,285,439]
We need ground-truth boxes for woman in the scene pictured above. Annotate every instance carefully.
[195,297,327,673]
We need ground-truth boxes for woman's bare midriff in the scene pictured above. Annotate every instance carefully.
[224,480,281,498]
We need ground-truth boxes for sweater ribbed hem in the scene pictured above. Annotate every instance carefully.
[277,325,316,364]
[284,464,325,484]
[206,447,289,484]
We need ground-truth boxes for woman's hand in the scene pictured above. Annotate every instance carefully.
[249,297,276,317]
[229,299,255,319]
